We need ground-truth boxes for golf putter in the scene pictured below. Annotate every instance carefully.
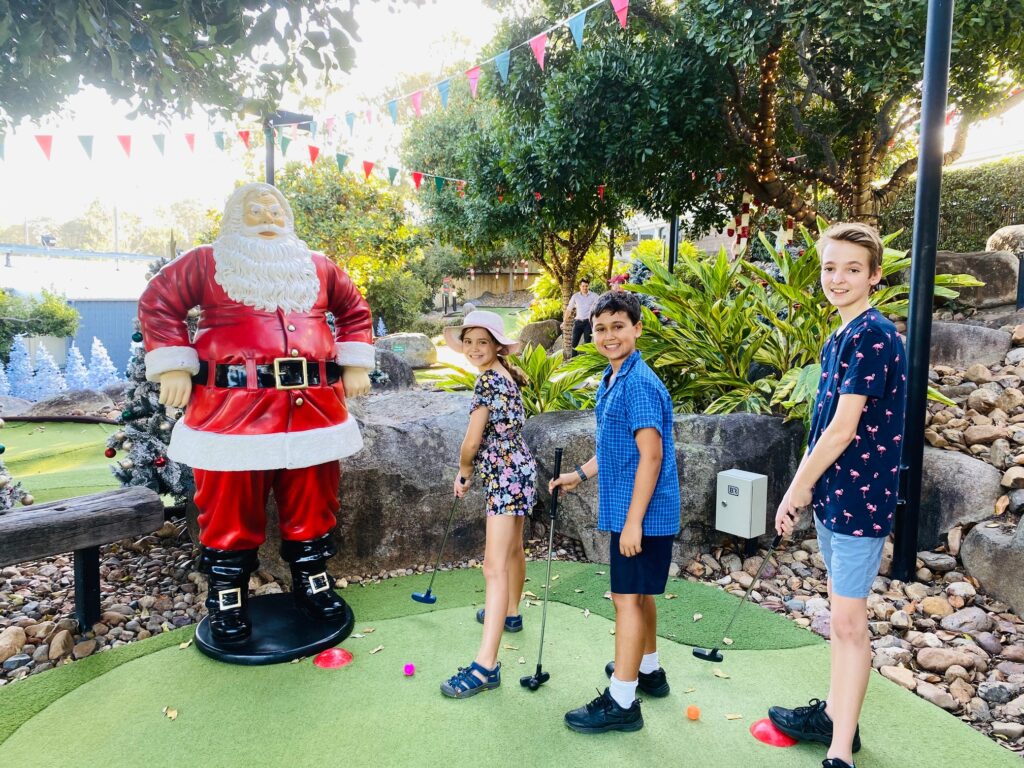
[521,447,564,691]
[411,493,462,604]
[693,532,784,662]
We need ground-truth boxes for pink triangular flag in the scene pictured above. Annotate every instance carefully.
[365,109,373,125]
[325,116,336,135]
[34,135,53,160]
[117,135,132,157]
[308,145,320,164]
[238,130,251,149]
[184,133,196,152]
[466,66,482,98]
[611,0,630,28]
[411,171,423,189]
[363,160,375,180]
[530,33,547,70]
[411,91,423,118]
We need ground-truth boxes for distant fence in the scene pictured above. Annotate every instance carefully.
[880,202,1023,253]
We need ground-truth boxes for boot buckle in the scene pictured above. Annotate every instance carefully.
[307,572,331,594]
[217,587,243,611]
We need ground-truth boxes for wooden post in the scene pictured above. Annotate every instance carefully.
[74,546,101,629]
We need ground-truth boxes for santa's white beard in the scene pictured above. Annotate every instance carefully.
[212,230,320,313]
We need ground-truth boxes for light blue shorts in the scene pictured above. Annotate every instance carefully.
[814,516,886,599]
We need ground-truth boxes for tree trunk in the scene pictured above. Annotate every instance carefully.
[560,276,575,360]
[607,227,615,282]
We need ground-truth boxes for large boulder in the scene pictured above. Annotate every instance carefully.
[929,321,1012,369]
[374,333,437,369]
[936,250,1017,308]
[987,225,1024,259]
[523,412,805,563]
[373,350,416,390]
[918,448,1002,549]
[961,520,1024,617]
[518,319,562,351]
[0,396,31,417]
[25,390,114,417]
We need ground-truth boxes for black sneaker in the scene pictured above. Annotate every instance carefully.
[564,688,643,734]
[823,759,855,768]
[768,698,861,753]
[604,661,670,697]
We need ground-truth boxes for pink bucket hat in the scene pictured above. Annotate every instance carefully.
[609,273,628,285]
[443,310,523,355]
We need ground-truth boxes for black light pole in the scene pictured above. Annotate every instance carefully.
[667,214,679,273]
[262,110,315,186]
[892,0,955,581]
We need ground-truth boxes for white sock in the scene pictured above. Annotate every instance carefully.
[609,674,638,709]
[639,651,660,674]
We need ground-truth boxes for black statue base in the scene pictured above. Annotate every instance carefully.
[195,592,354,665]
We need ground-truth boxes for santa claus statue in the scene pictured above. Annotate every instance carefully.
[138,182,373,647]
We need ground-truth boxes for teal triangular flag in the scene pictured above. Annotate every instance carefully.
[437,80,451,109]
[388,100,398,124]
[387,166,399,185]
[434,176,445,193]
[345,112,356,134]
[336,153,349,172]
[214,131,225,150]
[280,135,291,155]
[310,120,318,140]
[567,10,588,49]
[494,51,510,84]
[78,135,94,159]
[152,134,165,155]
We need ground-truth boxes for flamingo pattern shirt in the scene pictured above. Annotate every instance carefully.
[808,308,907,538]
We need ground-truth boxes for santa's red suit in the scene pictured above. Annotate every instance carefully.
[138,245,374,551]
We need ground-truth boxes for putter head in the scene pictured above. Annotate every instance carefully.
[692,647,724,663]
[411,590,436,604]
[519,671,549,690]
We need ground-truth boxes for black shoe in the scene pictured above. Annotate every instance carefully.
[768,698,861,753]
[281,535,348,621]
[823,759,855,768]
[198,546,259,644]
[564,688,643,734]
[604,661,670,697]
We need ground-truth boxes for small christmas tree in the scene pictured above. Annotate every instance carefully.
[87,337,121,390]
[105,323,194,505]
[0,457,29,514]
[7,336,36,400]
[31,345,67,400]
[0,361,10,397]
[64,343,90,390]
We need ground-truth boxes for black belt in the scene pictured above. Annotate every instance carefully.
[193,359,341,390]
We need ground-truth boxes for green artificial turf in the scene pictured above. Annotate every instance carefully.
[1,421,120,503]
[0,564,1013,767]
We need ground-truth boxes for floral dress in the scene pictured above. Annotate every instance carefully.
[471,369,537,516]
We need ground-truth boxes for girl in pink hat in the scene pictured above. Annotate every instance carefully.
[439,311,538,698]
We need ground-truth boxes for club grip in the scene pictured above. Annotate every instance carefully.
[549,448,564,521]
[771,533,783,549]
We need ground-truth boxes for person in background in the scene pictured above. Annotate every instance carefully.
[565,278,599,356]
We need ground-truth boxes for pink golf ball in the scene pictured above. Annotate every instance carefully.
[403,663,416,676]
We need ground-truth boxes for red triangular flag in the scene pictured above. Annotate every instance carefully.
[117,135,132,157]
[466,66,482,98]
[412,172,424,189]
[598,184,605,200]
[184,133,196,152]
[308,145,320,164]
[238,130,251,149]
[530,33,547,70]
[411,91,423,118]
[611,0,630,28]
[363,160,375,180]
[34,135,53,160]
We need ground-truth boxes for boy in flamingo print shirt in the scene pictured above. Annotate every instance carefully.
[769,223,907,768]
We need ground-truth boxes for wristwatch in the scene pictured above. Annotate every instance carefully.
[575,465,588,483]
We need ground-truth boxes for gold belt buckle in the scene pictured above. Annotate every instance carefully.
[273,357,308,390]
[217,587,242,611]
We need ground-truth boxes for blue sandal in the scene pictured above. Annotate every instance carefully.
[476,608,523,632]
[440,661,501,698]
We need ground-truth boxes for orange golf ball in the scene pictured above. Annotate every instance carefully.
[687,705,701,721]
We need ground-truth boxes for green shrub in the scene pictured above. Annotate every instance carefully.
[0,289,80,362]
[406,316,445,338]
[364,268,432,333]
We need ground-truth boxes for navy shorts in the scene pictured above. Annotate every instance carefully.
[609,532,675,595]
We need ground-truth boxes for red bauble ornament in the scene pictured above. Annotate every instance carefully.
[154,456,168,467]
[104,447,117,458]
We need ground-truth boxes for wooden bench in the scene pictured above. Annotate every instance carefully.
[0,487,164,629]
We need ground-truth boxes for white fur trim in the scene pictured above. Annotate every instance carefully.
[145,346,200,381]
[336,342,376,369]
[167,417,364,471]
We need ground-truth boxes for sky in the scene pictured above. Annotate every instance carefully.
[0,0,502,227]
[0,0,1022,232]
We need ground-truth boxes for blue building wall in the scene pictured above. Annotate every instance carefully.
[67,300,139,375]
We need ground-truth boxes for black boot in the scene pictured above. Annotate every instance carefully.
[280,534,348,621]
[198,546,259,644]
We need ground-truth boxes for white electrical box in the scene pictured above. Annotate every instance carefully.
[715,469,768,539]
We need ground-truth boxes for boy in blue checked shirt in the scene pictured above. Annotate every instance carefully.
[550,291,680,734]
[770,223,907,768]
